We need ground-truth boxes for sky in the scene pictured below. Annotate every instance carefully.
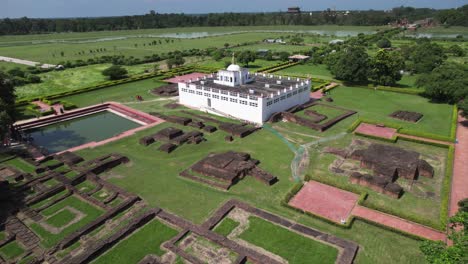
[1,0,467,18]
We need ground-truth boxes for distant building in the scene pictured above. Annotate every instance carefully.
[263,39,285,44]
[288,54,310,62]
[257,49,270,56]
[329,39,345,45]
[178,56,310,124]
[288,7,301,14]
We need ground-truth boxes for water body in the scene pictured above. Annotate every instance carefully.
[25,111,141,154]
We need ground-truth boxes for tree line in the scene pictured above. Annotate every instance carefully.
[1,5,467,35]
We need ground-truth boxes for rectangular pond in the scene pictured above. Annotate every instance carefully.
[24,111,141,154]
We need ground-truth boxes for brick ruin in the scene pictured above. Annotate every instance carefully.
[151,84,179,97]
[269,102,356,132]
[139,127,205,153]
[180,151,278,190]
[0,149,358,264]
[389,111,423,123]
[325,142,435,199]
[151,111,258,139]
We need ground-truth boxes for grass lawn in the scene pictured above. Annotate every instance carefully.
[75,180,98,193]
[92,189,112,202]
[239,216,338,264]
[397,74,421,88]
[75,119,427,264]
[1,157,36,174]
[0,241,25,260]
[213,218,240,237]
[0,61,29,71]
[324,86,453,137]
[275,63,334,80]
[15,63,156,100]
[196,58,279,71]
[93,219,178,264]
[29,195,104,248]
[295,104,348,124]
[30,190,68,209]
[43,178,60,188]
[45,208,78,228]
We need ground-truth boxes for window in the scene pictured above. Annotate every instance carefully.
[274,98,280,103]
[221,96,228,101]
[240,100,248,105]
[266,101,273,106]
[204,87,210,91]
[189,90,195,94]
[287,93,292,98]
[230,98,238,103]
[230,92,238,96]
[293,91,298,95]
[212,89,219,93]
[196,86,202,90]
[204,93,211,97]
[280,96,286,100]
[249,102,258,107]
[221,90,229,95]
[239,94,248,99]
[212,95,220,99]
[249,95,258,100]
[196,91,203,96]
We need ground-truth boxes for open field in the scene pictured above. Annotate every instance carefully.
[195,58,279,71]
[16,63,157,99]
[275,63,335,80]
[0,61,29,71]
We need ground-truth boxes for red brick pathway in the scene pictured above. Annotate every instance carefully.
[310,89,324,99]
[355,123,397,139]
[396,133,453,146]
[290,181,447,241]
[165,72,208,84]
[450,115,468,216]
[352,206,446,241]
[289,181,359,223]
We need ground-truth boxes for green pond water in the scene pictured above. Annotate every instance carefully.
[25,111,141,154]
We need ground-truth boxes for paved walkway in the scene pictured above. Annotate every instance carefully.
[355,123,397,139]
[0,56,56,69]
[310,89,324,99]
[352,206,446,241]
[450,115,468,216]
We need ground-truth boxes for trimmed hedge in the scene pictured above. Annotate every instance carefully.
[450,105,458,140]
[356,85,423,95]
[398,129,453,143]
[440,145,455,228]
[354,216,426,241]
[398,136,451,149]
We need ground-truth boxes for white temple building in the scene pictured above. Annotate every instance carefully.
[178,57,311,124]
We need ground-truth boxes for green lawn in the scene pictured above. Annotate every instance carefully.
[29,195,104,248]
[16,63,156,100]
[239,216,338,264]
[75,119,427,264]
[324,86,453,137]
[0,61,29,71]
[0,241,25,260]
[397,74,421,88]
[45,208,78,228]
[1,157,36,174]
[93,219,178,264]
[75,180,98,193]
[29,190,68,209]
[213,218,240,237]
[276,63,334,80]
[196,58,279,71]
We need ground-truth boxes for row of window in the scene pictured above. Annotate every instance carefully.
[265,87,308,106]
[184,86,258,101]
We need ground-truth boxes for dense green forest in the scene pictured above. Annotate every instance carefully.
[0,5,467,35]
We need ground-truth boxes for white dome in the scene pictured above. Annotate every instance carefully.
[227,64,241,71]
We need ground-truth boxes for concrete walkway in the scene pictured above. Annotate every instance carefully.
[0,56,56,69]
[352,206,446,241]
[396,133,454,146]
[450,115,468,216]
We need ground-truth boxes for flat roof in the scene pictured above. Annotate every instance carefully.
[188,74,307,98]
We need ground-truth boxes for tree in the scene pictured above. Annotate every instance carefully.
[0,72,16,142]
[211,49,224,61]
[448,45,466,57]
[279,51,290,62]
[376,38,392,48]
[237,51,256,66]
[290,35,304,45]
[416,62,468,103]
[224,43,230,48]
[102,65,128,80]
[410,42,445,73]
[420,202,468,264]
[329,46,370,83]
[166,55,185,69]
[459,100,468,118]
[370,50,405,86]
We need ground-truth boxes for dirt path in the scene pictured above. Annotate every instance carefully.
[0,56,56,69]
[450,115,468,216]
[352,206,446,241]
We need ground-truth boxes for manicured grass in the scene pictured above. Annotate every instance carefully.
[75,180,98,193]
[93,219,178,264]
[63,170,79,179]
[16,63,156,99]
[324,86,453,137]
[397,74,420,88]
[276,63,334,80]
[45,208,77,228]
[239,216,338,264]
[76,119,428,264]
[92,189,112,202]
[213,218,240,237]
[30,190,68,209]
[29,195,104,248]
[196,58,279,71]
[0,61,29,71]
[1,157,36,174]
[43,178,60,188]
[0,241,25,260]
